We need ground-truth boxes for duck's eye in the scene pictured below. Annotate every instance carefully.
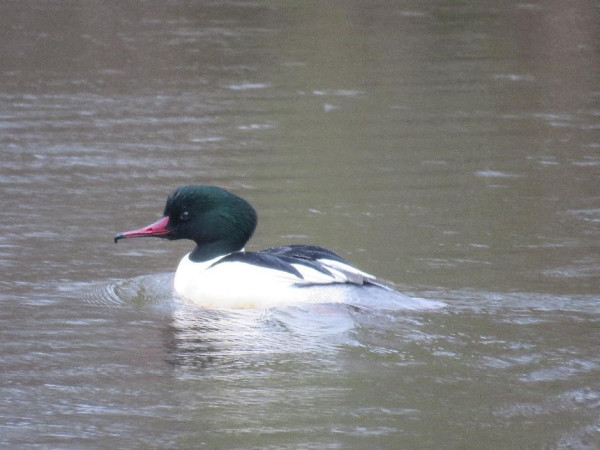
[179,211,191,221]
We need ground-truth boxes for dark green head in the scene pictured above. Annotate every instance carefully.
[115,185,257,262]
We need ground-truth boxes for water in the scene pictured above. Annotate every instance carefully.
[1,1,599,448]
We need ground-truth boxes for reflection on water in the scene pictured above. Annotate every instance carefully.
[74,272,446,374]
[165,304,358,373]
[1,0,599,448]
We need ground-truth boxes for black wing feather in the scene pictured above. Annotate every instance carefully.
[210,245,342,280]
[260,245,350,264]
[210,252,303,278]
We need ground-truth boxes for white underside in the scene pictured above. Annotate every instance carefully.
[173,252,377,309]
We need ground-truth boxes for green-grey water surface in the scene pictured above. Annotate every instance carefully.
[1,1,599,448]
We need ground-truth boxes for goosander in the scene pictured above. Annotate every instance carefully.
[115,185,387,309]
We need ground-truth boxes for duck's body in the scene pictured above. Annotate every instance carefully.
[114,185,390,309]
[173,244,376,308]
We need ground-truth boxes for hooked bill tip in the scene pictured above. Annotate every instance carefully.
[114,233,124,244]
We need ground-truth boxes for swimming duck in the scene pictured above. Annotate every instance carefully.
[115,185,389,309]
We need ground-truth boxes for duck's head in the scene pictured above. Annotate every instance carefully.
[115,185,257,261]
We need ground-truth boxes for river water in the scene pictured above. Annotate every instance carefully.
[1,1,599,448]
